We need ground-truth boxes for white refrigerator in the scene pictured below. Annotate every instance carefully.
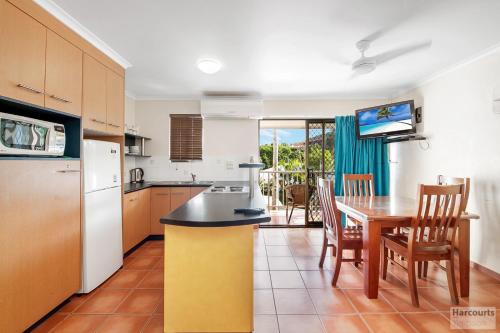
[81,139,123,293]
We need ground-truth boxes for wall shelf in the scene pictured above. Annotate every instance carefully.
[125,153,151,158]
[125,132,151,157]
[383,134,426,144]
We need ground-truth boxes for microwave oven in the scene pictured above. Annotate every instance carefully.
[0,112,66,156]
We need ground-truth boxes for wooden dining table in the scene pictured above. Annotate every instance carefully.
[335,195,479,299]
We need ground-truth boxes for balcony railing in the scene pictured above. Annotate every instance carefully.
[259,170,334,211]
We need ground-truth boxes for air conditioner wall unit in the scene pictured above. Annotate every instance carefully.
[200,97,263,119]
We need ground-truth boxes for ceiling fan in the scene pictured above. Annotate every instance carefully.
[349,32,432,76]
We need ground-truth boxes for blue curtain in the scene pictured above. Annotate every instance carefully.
[334,115,390,196]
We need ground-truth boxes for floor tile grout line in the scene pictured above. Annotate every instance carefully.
[263,230,281,333]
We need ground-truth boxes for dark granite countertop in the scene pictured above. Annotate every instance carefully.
[124,181,214,194]
[160,181,270,227]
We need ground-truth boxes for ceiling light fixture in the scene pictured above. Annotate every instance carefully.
[197,58,222,74]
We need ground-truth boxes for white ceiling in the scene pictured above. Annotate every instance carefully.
[50,0,500,99]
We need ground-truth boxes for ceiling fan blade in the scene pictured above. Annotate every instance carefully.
[360,28,386,43]
[373,40,432,65]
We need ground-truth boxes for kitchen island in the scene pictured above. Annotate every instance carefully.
[160,182,270,333]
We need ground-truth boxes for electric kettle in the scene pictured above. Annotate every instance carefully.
[130,168,144,183]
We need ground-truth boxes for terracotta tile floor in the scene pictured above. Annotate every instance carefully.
[32,228,499,333]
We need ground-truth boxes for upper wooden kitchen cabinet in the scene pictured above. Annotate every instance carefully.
[106,69,125,135]
[0,0,46,106]
[83,54,107,132]
[150,188,171,235]
[44,30,83,116]
[0,160,81,333]
[82,53,125,135]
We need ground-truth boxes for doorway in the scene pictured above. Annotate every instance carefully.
[258,119,334,227]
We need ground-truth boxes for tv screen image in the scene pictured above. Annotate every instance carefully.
[356,100,415,138]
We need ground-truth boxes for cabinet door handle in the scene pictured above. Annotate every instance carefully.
[108,123,120,128]
[171,193,183,196]
[156,193,170,196]
[49,94,71,103]
[17,83,43,94]
[129,198,137,202]
[56,170,80,173]
[91,118,106,125]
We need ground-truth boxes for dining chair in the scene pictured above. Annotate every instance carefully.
[317,178,363,285]
[419,175,471,277]
[344,173,395,235]
[381,184,466,307]
[343,174,374,229]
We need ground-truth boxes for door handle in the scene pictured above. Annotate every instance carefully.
[107,123,120,128]
[91,118,106,125]
[17,83,43,94]
[49,94,71,103]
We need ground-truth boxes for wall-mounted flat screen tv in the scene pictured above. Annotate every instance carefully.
[355,100,416,139]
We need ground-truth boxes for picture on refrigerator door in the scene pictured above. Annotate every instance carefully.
[356,100,415,139]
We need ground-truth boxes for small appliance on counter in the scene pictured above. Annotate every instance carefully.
[130,167,144,183]
[0,112,65,156]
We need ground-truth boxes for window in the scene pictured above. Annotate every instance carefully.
[170,114,203,161]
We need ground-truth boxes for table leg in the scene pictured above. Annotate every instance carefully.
[458,219,470,297]
[363,219,381,299]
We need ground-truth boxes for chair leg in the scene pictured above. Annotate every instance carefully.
[417,262,422,279]
[354,249,361,267]
[287,206,294,224]
[423,261,429,277]
[381,243,388,280]
[408,259,420,307]
[285,204,288,220]
[332,246,342,287]
[319,233,328,268]
[446,256,459,305]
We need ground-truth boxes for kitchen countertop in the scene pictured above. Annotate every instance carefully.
[124,180,214,194]
[160,181,270,227]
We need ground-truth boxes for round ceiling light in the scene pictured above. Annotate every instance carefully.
[197,58,222,74]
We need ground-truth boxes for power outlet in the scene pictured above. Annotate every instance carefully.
[226,161,234,170]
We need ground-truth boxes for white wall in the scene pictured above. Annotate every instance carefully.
[132,100,259,181]
[129,98,387,182]
[390,49,500,273]
[124,95,136,183]
[263,99,387,118]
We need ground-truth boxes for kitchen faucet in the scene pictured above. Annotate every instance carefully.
[191,173,197,182]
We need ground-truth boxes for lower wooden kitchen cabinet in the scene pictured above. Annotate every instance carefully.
[150,187,171,235]
[0,160,81,333]
[149,187,205,235]
[123,189,151,253]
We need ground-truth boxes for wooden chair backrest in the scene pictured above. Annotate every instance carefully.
[437,175,470,212]
[317,178,342,242]
[410,184,465,252]
[343,174,375,197]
